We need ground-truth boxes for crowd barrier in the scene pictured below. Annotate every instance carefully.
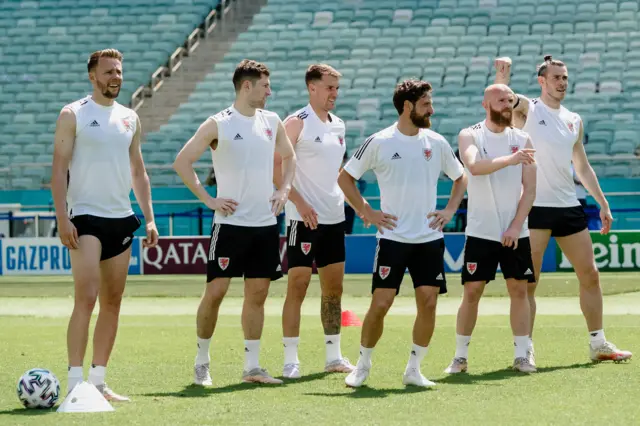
[0,231,637,276]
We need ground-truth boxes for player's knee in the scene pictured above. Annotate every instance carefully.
[507,282,528,300]
[100,289,125,311]
[245,286,269,305]
[288,276,311,301]
[418,292,438,313]
[321,281,343,299]
[578,263,600,288]
[73,282,99,312]
[463,285,483,304]
[371,297,394,316]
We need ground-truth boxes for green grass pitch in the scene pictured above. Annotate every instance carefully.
[1,273,639,425]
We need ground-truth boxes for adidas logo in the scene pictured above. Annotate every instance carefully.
[122,236,131,245]
[234,133,243,140]
[435,273,443,280]
[590,332,598,337]
[411,350,416,356]
[244,347,249,352]
[276,264,282,272]
[314,136,322,143]
[326,341,333,345]
[538,120,546,126]
[391,152,401,160]
[90,120,100,127]
[524,268,533,275]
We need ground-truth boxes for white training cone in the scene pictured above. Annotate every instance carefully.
[57,381,115,413]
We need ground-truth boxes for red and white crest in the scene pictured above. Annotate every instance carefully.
[301,242,312,255]
[379,266,391,280]
[265,128,273,140]
[466,262,477,275]
[122,118,134,132]
[218,257,230,270]
[423,149,432,161]
[567,122,574,132]
[510,145,519,154]
[338,136,344,146]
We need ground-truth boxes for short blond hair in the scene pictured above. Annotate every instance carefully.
[88,49,123,72]
[305,64,342,85]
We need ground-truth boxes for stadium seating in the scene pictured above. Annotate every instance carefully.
[0,0,222,189]
[140,0,640,190]
[0,0,639,194]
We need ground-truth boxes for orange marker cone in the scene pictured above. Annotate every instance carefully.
[341,310,363,327]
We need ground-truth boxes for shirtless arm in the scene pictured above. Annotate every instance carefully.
[493,57,530,128]
[51,108,79,249]
[173,118,238,215]
[459,129,535,176]
[129,115,158,248]
[271,119,297,215]
[273,116,318,228]
[572,120,613,234]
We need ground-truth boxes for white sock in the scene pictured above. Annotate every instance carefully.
[514,336,529,360]
[589,329,606,349]
[356,345,374,369]
[455,334,471,359]
[325,334,342,363]
[244,340,261,371]
[88,365,106,386]
[283,337,300,365]
[67,366,83,393]
[406,343,429,371]
[195,337,211,365]
[528,338,534,352]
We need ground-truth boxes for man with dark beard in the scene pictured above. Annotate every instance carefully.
[337,79,467,388]
[51,48,159,400]
[444,84,538,374]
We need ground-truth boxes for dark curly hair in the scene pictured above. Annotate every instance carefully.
[393,79,432,115]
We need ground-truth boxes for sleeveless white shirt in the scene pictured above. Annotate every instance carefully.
[210,105,280,227]
[465,121,530,242]
[284,105,346,225]
[522,98,582,208]
[66,96,136,218]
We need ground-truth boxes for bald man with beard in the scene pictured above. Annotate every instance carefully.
[444,84,539,374]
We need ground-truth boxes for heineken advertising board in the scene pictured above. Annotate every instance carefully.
[557,231,640,271]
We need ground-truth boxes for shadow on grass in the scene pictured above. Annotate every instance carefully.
[437,362,596,385]
[142,372,331,398]
[0,407,57,416]
[305,385,432,399]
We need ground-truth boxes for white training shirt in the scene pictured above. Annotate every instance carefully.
[66,96,136,218]
[284,104,346,225]
[344,123,464,244]
[522,98,582,208]
[210,105,280,227]
[464,121,531,242]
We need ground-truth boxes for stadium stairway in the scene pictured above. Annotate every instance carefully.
[137,0,267,133]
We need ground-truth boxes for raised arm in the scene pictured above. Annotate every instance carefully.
[173,118,238,215]
[270,119,297,215]
[571,120,613,234]
[129,114,158,247]
[459,129,535,176]
[51,107,79,249]
[494,57,530,126]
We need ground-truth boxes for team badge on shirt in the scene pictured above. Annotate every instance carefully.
[510,145,519,154]
[218,257,230,270]
[379,266,391,280]
[264,128,273,140]
[301,242,312,255]
[466,262,477,275]
[122,117,134,132]
[423,148,432,161]
[567,122,574,132]
[338,136,344,146]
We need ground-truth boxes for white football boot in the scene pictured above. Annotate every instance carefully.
[242,368,283,384]
[402,368,436,387]
[282,363,301,379]
[590,341,632,363]
[444,357,468,374]
[345,366,370,388]
[325,358,355,373]
[95,383,131,402]
[512,357,537,373]
[194,363,212,386]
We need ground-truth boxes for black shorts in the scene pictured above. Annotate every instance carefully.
[207,223,282,282]
[528,205,588,237]
[461,236,536,284]
[286,220,345,269]
[372,238,447,295]
[70,214,141,261]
